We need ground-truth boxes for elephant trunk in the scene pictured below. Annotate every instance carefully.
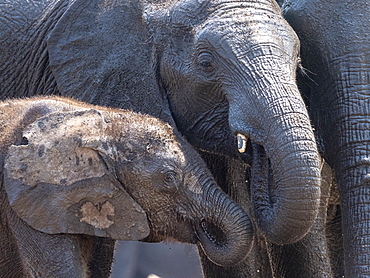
[322,81,370,277]
[202,0,321,244]
[337,145,370,277]
[195,180,254,267]
[229,82,321,244]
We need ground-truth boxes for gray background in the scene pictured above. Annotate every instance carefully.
[112,241,203,278]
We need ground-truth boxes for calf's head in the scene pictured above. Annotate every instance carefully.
[4,108,253,266]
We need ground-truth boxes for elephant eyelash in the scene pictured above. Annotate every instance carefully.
[197,51,216,72]
[298,64,318,86]
[195,47,217,68]
[164,171,177,183]
[160,169,181,189]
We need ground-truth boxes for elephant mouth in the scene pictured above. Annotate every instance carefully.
[237,134,276,207]
[196,219,227,247]
[194,215,252,267]
[141,202,251,266]
[139,214,213,245]
[234,131,319,245]
[236,134,272,183]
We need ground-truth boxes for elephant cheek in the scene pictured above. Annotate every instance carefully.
[139,208,198,244]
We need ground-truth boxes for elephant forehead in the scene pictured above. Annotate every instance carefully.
[154,143,187,165]
[197,10,298,57]
[5,144,106,187]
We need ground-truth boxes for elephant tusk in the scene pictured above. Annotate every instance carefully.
[237,133,248,153]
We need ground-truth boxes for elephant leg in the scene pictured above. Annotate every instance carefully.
[326,193,344,277]
[268,232,332,278]
[74,235,116,278]
[1,187,115,278]
[226,158,273,277]
[0,191,26,277]
[6,210,87,276]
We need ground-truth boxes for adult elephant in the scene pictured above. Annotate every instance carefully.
[0,0,321,275]
[282,0,370,276]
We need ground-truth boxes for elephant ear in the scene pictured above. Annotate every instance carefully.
[47,0,171,122]
[3,109,150,241]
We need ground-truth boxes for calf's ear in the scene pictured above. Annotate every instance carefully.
[4,109,150,240]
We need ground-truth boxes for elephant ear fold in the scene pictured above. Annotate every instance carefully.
[3,109,150,241]
[47,0,166,119]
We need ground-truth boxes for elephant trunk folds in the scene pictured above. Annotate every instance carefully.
[195,182,254,267]
[228,81,321,245]
[250,83,321,244]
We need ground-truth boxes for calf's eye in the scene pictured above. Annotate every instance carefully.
[164,171,178,186]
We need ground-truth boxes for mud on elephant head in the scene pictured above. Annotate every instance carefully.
[0,97,253,267]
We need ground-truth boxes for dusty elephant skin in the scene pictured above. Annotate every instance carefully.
[0,0,322,276]
[0,96,253,277]
[0,0,321,238]
[283,0,370,276]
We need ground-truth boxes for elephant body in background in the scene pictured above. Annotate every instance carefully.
[1,0,323,276]
[0,96,252,277]
[282,0,370,276]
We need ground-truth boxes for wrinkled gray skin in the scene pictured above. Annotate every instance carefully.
[0,96,252,277]
[282,0,370,276]
[158,3,320,247]
[0,0,321,276]
[198,153,335,278]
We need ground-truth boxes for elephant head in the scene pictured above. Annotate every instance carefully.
[44,0,320,245]
[153,0,321,245]
[2,97,253,267]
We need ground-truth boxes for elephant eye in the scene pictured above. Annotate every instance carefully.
[163,170,179,187]
[198,51,215,72]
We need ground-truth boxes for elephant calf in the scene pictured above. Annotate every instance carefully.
[0,96,252,277]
